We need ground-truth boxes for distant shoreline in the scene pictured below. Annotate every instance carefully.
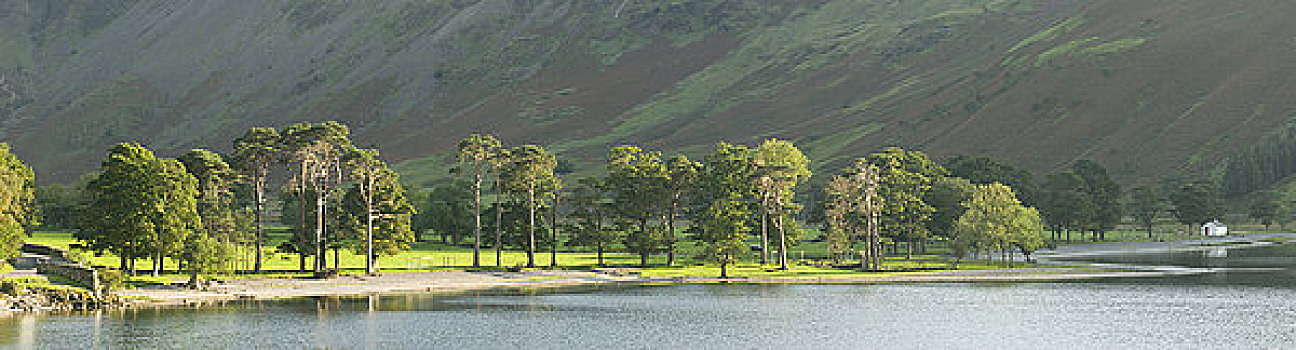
[108,233,1296,308]
[115,268,1148,308]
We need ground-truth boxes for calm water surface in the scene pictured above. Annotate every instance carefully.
[5,242,1296,349]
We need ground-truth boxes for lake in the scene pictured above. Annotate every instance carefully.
[5,240,1296,349]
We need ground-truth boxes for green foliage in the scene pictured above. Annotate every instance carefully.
[80,143,203,271]
[340,166,416,260]
[182,234,231,286]
[1223,120,1296,196]
[416,181,471,244]
[753,139,811,268]
[503,145,558,268]
[1038,172,1089,233]
[824,159,884,269]
[1169,181,1223,227]
[954,183,1043,264]
[97,268,125,292]
[943,155,1038,206]
[691,142,756,277]
[280,121,353,271]
[1128,186,1163,238]
[1248,190,1284,229]
[179,149,243,243]
[565,177,618,266]
[456,133,502,266]
[865,147,945,251]
[230,126,280,272]
[605,145,669,266]
[1072,160,1122,234]
[927,176,974,240]
[34,177,89,231]
[0,143,35,259]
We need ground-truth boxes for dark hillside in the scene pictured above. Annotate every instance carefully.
[0,0,1292,188]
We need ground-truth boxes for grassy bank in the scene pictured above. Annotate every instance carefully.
[25,230,1033,285]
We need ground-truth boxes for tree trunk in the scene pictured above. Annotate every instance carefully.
[254,178,264,273]
[527,187,536,268]
[473,173,482,268]
[366,202,374,275]
[667,201,677,267]
[760,196,769,265]
[720,254,729,278]
[597,242,604,267]
[640,218,650,267]
[315,192,326,272]
[550,197,558,268]
[299,254,306,272]
[495,176,504,267]
[777,211,788,270]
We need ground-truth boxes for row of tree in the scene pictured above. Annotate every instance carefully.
[10,125,1253,278]
[449,134,1049,274]
[51,121,415,280]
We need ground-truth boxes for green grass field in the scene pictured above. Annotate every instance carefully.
[24,228,1032,284]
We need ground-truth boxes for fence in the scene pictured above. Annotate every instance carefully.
[22,243,102,297]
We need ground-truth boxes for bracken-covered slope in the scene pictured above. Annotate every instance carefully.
[0,0,1293,186]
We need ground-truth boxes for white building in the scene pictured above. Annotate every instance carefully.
[1202,220,1228,237]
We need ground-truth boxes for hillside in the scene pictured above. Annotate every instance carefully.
[1,0,1293,187]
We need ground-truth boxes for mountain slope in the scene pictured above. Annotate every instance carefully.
[0,0,1292,187]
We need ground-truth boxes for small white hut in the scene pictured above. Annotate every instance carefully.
[1201,220,1228,237]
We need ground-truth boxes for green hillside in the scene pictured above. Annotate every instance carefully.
[1,0,1292,188]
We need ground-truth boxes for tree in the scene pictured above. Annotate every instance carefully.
[503,145,557,268]
[35,179,87,231]
[178,149,239,244]
[281,121,351,272]
[457,133,501,268]
[1248,190,1284,231]
[926,176,974,243]
[416,181,471,244]
[865,147,945,258]
[149,159,205,276]
[1128,186,1163,239]
[664,155,699,266]
[490,148,513,267]
[182,234,231,289]
[824,160,883,270]
[954,183,1043,267]
[344,148,392,275]
[0,144,35,260]
[80,144,205,276]
[605,145,668,267]
[752,139,811,270]
[1039,172,1090,242]
[943,155,1038,206]
[1169,181,1223,234]
[230,127,279,273]
[692,142,755,278]
[1072,160,1121,241]
[340,164,416,273]
[567,177,616,266]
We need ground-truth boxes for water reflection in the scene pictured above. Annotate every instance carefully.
[4,243,1296,348]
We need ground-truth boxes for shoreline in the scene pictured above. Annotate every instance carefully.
[81,233,1296,308]
[116,267,1154,308]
